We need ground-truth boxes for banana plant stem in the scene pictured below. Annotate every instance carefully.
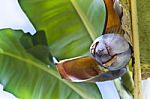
[130,0,142,99]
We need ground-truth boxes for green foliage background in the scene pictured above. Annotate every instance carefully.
[0,0,107,98]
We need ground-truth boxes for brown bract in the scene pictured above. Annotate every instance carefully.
[104,0,121,33]
[57,57,104,82]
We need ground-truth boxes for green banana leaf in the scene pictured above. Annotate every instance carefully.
[137,0,150,79]
[19,0,106,60]
[0,29,102,99]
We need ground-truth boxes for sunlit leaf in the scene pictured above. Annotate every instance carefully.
[19,0,106,59]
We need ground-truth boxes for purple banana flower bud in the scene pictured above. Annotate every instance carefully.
[90,34,131,71]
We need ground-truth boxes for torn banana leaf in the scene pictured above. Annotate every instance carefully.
[20,31,53,64]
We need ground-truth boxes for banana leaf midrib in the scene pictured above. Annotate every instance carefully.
[71,0,98,40]
[0,51,94,99]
